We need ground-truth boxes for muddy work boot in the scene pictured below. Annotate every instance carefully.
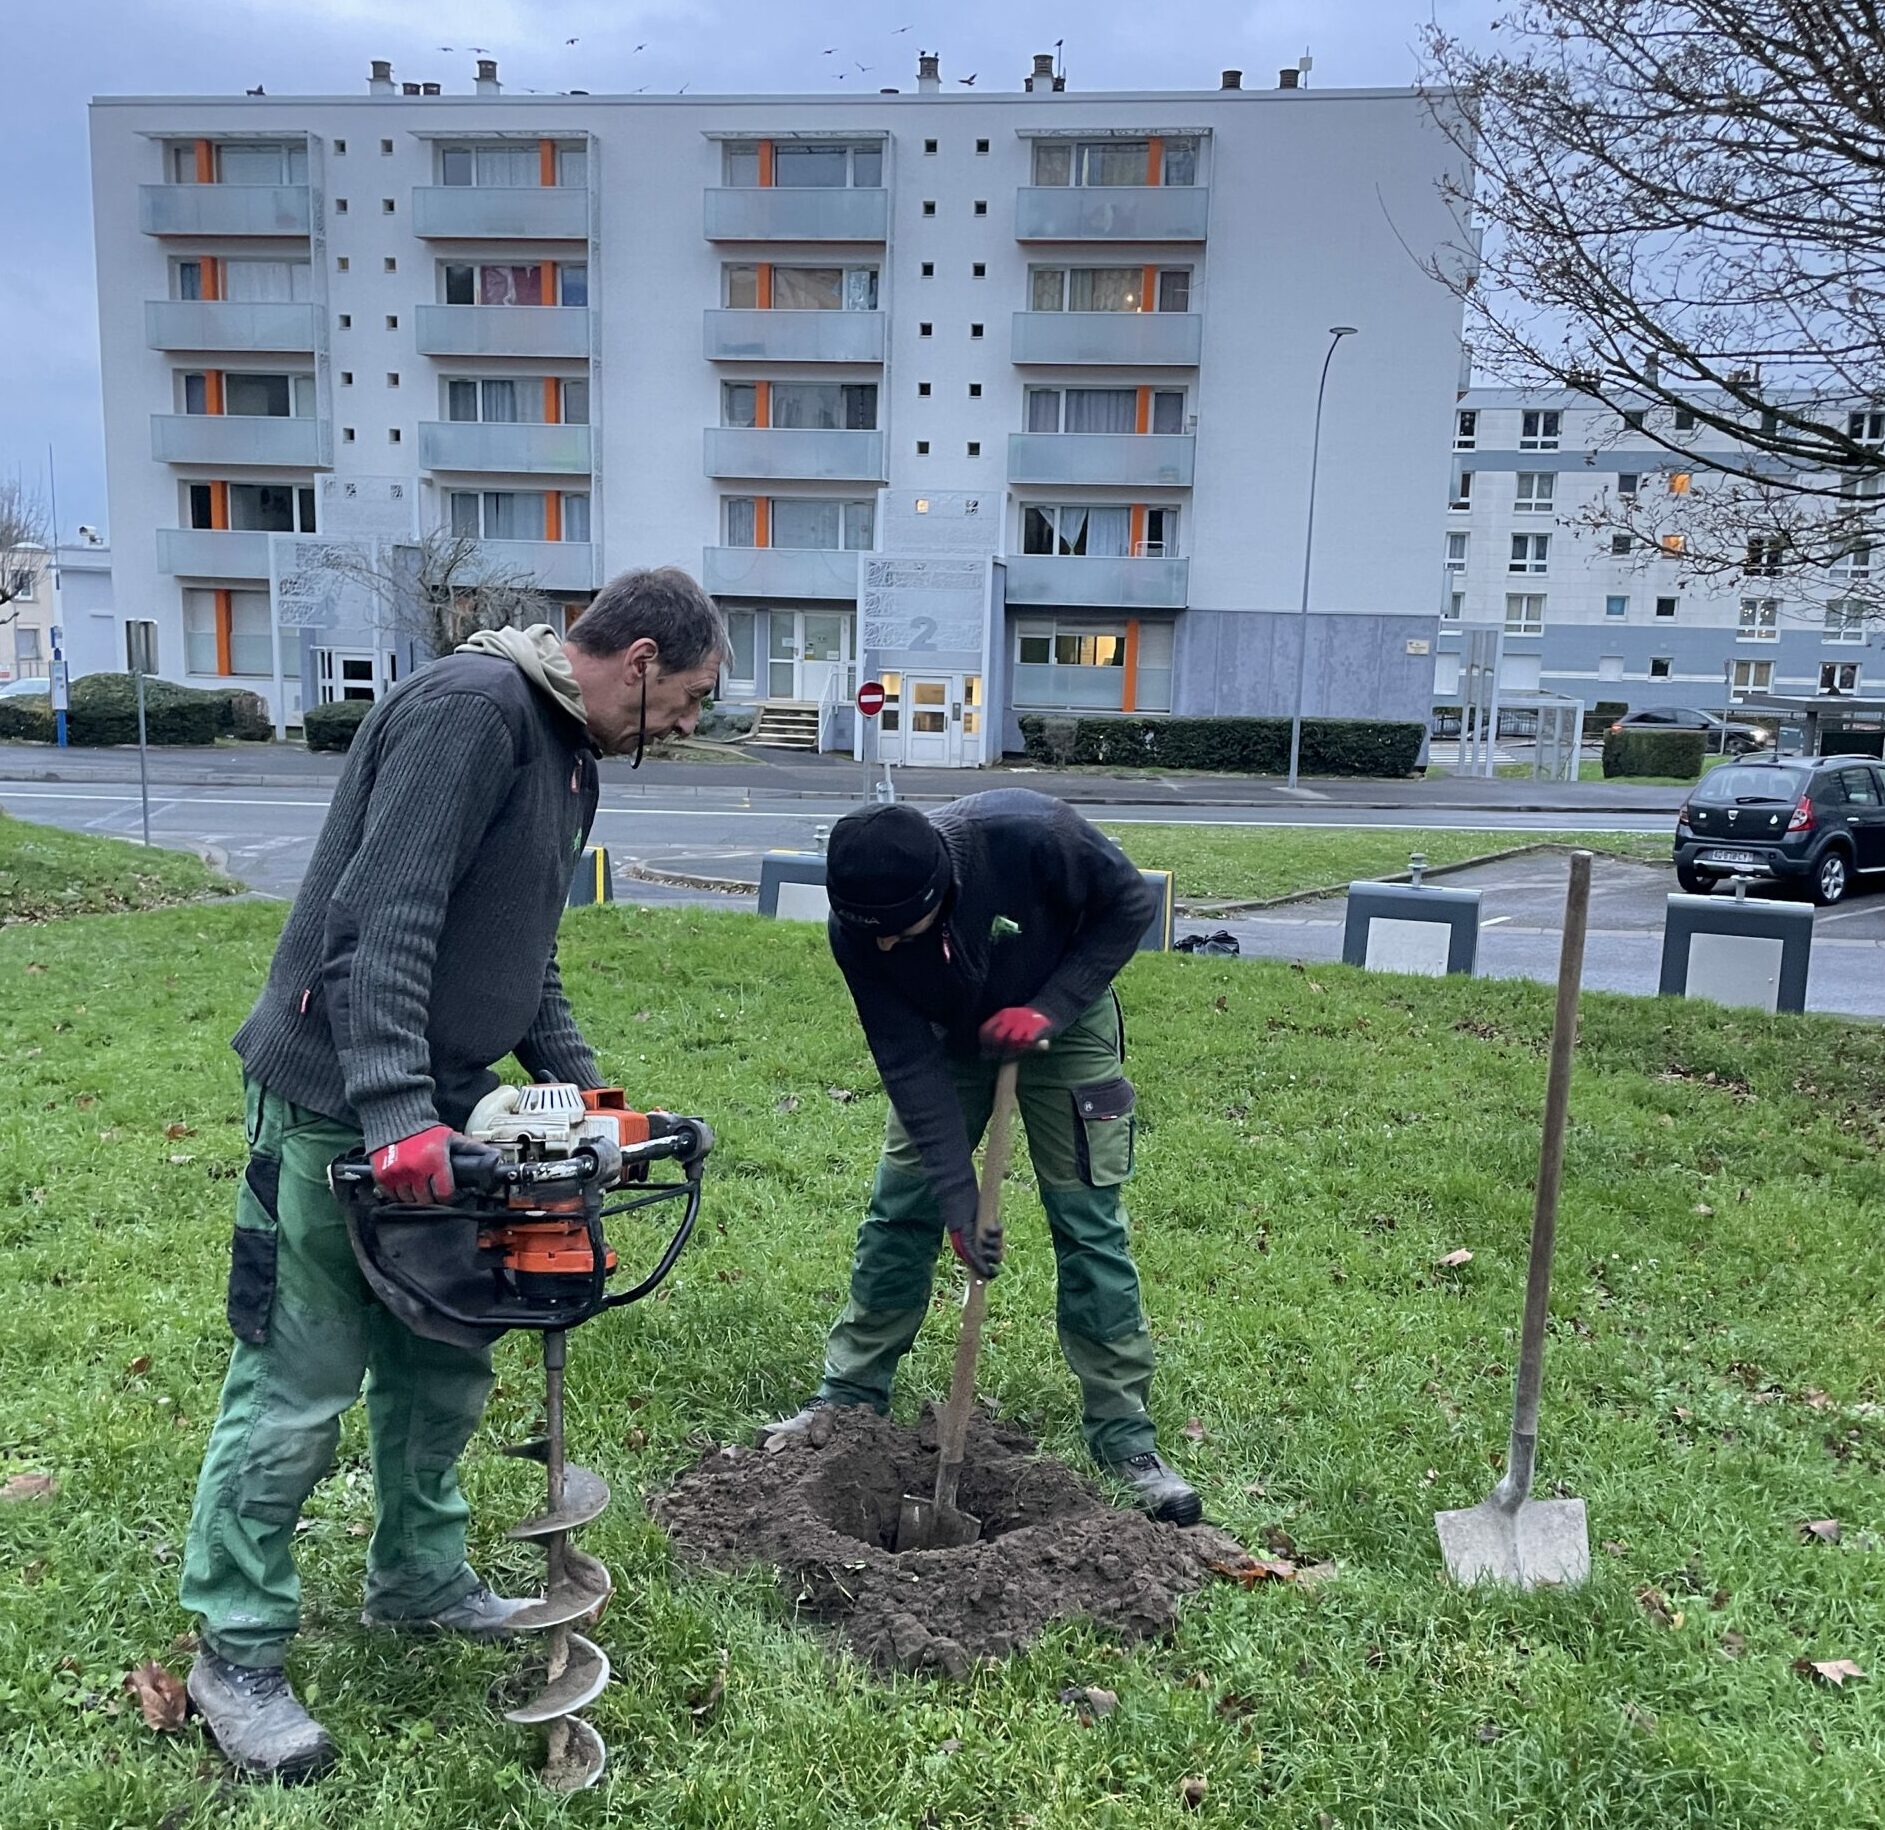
[188,1650,337,1783]
[755,1398,839,1448]
[1105,1451,1204,1527]
[361,1582,532,1641]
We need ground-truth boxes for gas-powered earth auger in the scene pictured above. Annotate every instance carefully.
[331,1082,714,1790]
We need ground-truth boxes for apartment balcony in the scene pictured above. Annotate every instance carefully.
[1007,433,1196,488]
[1010,311,1202,367]
[411,186,589,240]
[1014,186,1210,243]
[150,414,328,468]
[1003,553,1190,610]
[139,183,312,238]
[703,427,886,483]
[414,304,591,360]
[155,527,273,578]
[703,187,890,243]
[703,309,886,364]
[145,299,319,354]
[418,421,593,474]
[701,545,861,601]
[479,540,598,593]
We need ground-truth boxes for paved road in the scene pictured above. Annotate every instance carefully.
[0,777,1676,902]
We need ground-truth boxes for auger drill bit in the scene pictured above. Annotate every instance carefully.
[502,1329,613,1790]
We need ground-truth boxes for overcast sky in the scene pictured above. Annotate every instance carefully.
[2,0,1490,540]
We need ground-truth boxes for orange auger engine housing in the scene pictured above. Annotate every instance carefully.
[330,1082,714,1350]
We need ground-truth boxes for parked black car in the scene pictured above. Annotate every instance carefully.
[1613,706,1774,755]
[1674,757,1885,904]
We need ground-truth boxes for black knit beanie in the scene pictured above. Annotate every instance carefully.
[826,804,953,934]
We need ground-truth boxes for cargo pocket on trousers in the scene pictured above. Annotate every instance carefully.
[1071,1077,1136,1188]
[227,1152,281,1346]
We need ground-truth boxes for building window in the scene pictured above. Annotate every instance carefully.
[183,372,316,418]
[967,441,981,456]
[1610,534,1634,556]
[446,489,558,540]
[384,257,397,273]
[1617,472,1639,496]
[1660,534,1686,555]
[968,383,982,399]
[724,497,873,550]
[1504,592,1546,635]
[442,263,586,307]
[723,140,882,187]
[1519,409,1561,450]
[385,315,398,331]
[924,139,938,155]
[1022,504,1143,556]
[1509,533,1550,575]
[1621,409,1646,431]
[1848,410,1885,444]
[387,428,401,443]
[1028,266,1191,313]
[1825,598,1868,643]
[1605,594,1629,618]
[439,143,576,188]
[1514,472,1555,513]
[1649,655,1673,679]
[182,587,273,678]
[1454,409,1477,450]
[1655,595,1679,618]
[972,262,986,279]
[189,481,317,533]
[1730,659,1774,696]
[1450,471,1472,511]
[1443,591,1464,622]
[920,261,934,278]
[973,200,987,216]
[381,198,395,214]
[1025,386,1182,434]
[1445,531,1469,574]
[381,138,393,156]
[335,199,348,214]
[1738,597,1780,640]
[917,382,931,397]
[386,371,399,387]
[1744,534,1785,576]
[1673,406,1696,432]
[1030,137,1198,187]
[170,139,308,185]
[721,381,877,429]
[723,264,878,310]
[176,258,313,303]
[922,200,937,217]
[1821,662,1862,695]
[336,256,350,273]
[976,139,990,154]
[919,322,933,337]
[916,440,930,455]
[338,315,351,330]
[334,139,347,155]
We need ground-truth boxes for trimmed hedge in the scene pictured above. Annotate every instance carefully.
[0,675,277,747]
[1602,728,1705,779]
[1017,714,1425,777]
[210,688,273,741]
[304,699,372,753]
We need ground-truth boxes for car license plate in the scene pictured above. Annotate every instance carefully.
[1704,849,1759,867]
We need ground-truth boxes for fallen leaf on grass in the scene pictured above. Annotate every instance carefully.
[634,1010,652,1022]
[826,1086,861,1104]
[122,1662,188,1733]
[1181,1417,1207,1443]
[1601,1539,1631,1557]
[164,1123,195,1140]
[1797,1518,1842,1545]
[1295,1561,1339,1589]
[167,1154,196,1166]
[1211,1557,1297,1587]
[1178,1775,1208,1810]
[1719,1632,1748,1659]
[1636,1586,1683,1630]
[1436,1249,1474,1268]
[1474,1721,1503,1744]
[1624,1703,1658,1736]
[1795,1658,1865,1688]
[1,1473,57,1503]
[1261,1525,1297,1558]
[346,1522,369,1538]
[688,1649,728,1725]
[25,962,47,975]
[1059,1684,1118,1720]
[774,1095,801,1114]
[126,1355,151,1377]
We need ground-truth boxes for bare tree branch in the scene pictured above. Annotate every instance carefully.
[1421,1,1885,619]
[0,480,51,612]
[327,529,553,657]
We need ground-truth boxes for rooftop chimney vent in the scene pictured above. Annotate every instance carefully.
[401,81,422,95]
[475,58,500,94]
[917,52,940,93]
[1221,69,1242,89]
[1278,67,1300,89]
[368,59,394,96]
[421,81,442,96]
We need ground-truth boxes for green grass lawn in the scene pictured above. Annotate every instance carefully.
[0,808,234,923]
[1103,824,1672,904]
[2,904,1881,1828]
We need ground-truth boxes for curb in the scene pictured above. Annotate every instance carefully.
[626,862,762,895]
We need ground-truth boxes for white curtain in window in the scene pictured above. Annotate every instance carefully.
[1064,389,1136,433]
[483,492,546,540]
[725,498,757,546]
[475,145,537,188]
[1031,270,1066,311]
[1084,507,1131,555]
[557,147,587,187]
[229,591,273,676]
[1032,143,1072,186]
[561,495,591,542]
[844,501,874,549]
[481,380,520,423]
[1027,390,1063,433]
[774,500,842,549]
[447,381,479,422]
[224,260,305,302]
[774,267,843,311]
[844,268,878,312]
[772,384,840,430]
[449,493,481,537]
[1080,142,1147,186]
[723,384,758,427]
[775,145,847,188]
[182,590,218,675]
[1162,138,1199,186]
[1068,269,1139,313]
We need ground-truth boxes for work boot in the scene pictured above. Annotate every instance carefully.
[361,1582,532,1641]
[1104,1451,1204,1527]
[755,1397,837,1447]
[187,1650,337,1784]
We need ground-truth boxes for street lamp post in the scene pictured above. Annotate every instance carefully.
[1286,325,1358,793]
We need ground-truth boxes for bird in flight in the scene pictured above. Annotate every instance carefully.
[438,46,453,53]
[246,84,265,95]
[468,46,490,56]
[634,42,647,51]
[892,23,911,32]
[565,36,578,44]
[959,74,977,85]
[855,61,871,72]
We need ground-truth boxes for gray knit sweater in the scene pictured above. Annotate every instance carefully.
[233,650,602,1150]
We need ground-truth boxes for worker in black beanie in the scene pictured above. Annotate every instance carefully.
[766,789,1201,1525]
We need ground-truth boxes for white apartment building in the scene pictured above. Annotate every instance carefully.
[89,53,1467,760]
[1437,387,1884,714]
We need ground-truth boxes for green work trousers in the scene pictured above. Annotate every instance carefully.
[179,1080,492,1667]
[819,993,1159,1463]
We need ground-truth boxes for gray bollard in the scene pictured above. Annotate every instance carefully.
[1659,880,1812,1013]
[567,846,615,908]
[1342,878,1481,976]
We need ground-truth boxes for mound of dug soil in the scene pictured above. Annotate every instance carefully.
[648,1407,1245,1676]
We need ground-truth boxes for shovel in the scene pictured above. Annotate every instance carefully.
[895,1058,1019,1553]
[1435,850,1594,1591]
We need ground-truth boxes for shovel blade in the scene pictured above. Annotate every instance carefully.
[895,1491,982,1553]
[1436,1495,1590,1591]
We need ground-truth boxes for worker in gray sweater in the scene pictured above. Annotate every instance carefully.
[767,794,1201,1526]
[180,568,726,1782]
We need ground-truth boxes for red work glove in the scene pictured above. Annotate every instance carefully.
[979,1006,1053,1060]
[949,1215,1003,1281]
[370,1124,456,1205]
